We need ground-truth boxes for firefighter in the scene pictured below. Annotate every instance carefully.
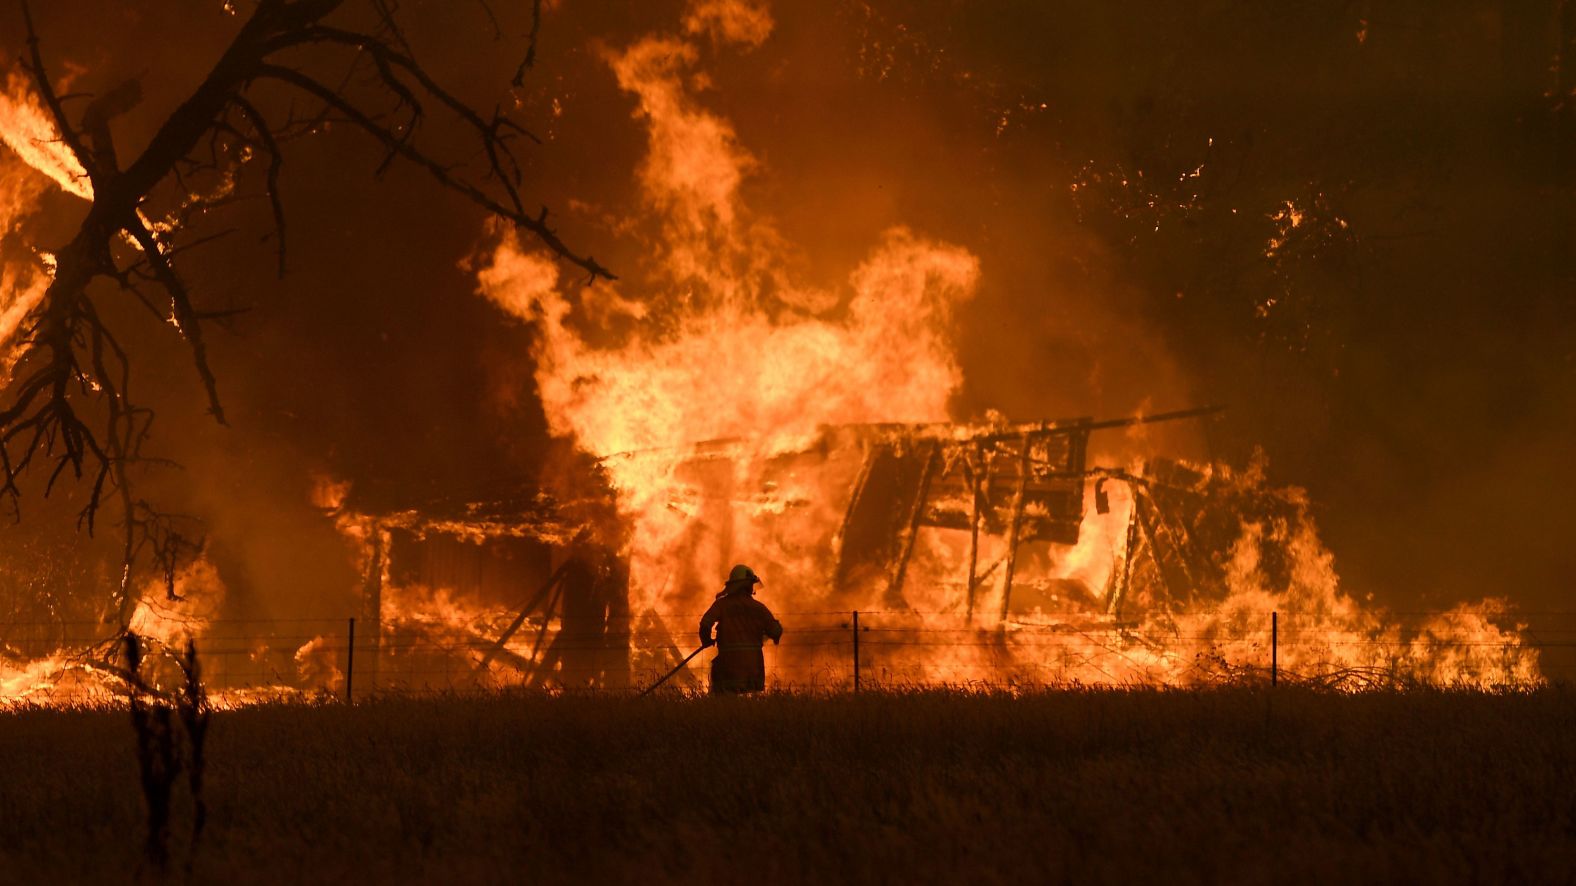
[698,564,783,694]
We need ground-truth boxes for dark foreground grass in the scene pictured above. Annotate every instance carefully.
[3,687,1575,884]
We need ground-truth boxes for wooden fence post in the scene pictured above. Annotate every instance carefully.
[853,610,861,693]
[1271,610,1278,688]
[346,617,356,704]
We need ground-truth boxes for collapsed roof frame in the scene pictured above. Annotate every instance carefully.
[831,406,1223,624]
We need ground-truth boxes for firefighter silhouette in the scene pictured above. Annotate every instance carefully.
[698,564,783,694]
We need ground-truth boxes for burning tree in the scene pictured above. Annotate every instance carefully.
[0,0,611,623]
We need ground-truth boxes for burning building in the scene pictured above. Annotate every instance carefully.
[300,398,1533,694]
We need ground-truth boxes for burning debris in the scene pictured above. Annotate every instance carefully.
[335,473,636,692]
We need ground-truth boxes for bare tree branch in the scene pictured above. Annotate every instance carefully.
[513,0,544,87]
[18,0,97,186]
[119,214,227,425]
[3,0,613,623]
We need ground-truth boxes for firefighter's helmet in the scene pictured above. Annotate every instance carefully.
[726,564,761,587]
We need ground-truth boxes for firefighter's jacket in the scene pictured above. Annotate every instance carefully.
[699,590,783,693]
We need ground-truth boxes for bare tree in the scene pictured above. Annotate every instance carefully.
[4,0,612,623]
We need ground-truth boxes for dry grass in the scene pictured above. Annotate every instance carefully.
[3,687,1575,884]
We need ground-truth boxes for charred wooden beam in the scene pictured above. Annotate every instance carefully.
[886,442,939,609]
[472,635,537,676]
[1131,492,1187,613]
[1106,500,1141,619]
[521,579,566,684]
[964,451,983,625]
[832,449,877,569]
[592,405,1222,463]
[1143,491,1209,606]
[998,436,1032,626]
[386,613,549,683]
[473,559,571,673]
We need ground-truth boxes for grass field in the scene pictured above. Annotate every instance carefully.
[3,687,1575,884]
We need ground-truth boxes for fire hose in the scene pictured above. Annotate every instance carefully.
[637,645,706,697]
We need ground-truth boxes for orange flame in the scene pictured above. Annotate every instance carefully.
[0,70,92,200]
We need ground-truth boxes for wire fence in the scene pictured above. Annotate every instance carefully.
[3,605,1570,703]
